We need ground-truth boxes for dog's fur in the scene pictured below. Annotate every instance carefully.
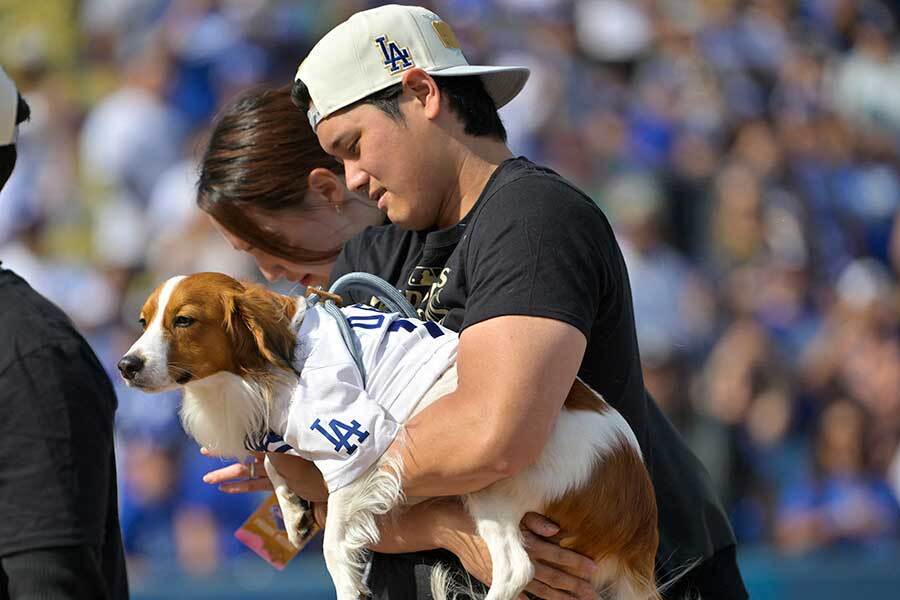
[120,273,659,600]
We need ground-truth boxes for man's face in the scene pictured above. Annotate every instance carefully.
[315,99,445,230]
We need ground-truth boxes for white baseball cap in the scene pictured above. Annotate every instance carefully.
[1,67,19,145]
[295,4,530,130]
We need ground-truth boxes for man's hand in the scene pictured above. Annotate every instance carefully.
[432,500,598,600]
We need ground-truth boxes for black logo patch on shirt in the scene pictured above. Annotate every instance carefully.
[404,265,451,322]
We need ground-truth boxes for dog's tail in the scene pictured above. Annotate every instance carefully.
[609,564,661,600]
[430,563,482,600]
[589,554,660,600]
[606,555,701,600]
[429,555,697,600]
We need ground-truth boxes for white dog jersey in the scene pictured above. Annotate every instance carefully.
[261,302,458,491]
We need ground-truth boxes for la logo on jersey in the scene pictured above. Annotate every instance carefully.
[311,418,370,456]
[375,35,414,74]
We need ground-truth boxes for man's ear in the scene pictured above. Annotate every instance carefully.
[401,68,441,119]
[308,167,346,212]
[224,285,297,373]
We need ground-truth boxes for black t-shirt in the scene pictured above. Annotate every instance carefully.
[331,157,746,599]
[0,265,128,599]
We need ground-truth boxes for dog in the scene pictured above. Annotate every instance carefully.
[119,272,659,600]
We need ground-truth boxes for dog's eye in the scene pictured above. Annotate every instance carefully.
[174,316,195,328]
[138,317,146,329]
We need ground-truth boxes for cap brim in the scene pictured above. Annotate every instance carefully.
[425,65,530,109]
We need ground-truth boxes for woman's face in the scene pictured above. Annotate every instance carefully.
[210,212,338,289]
[209,177,384,288]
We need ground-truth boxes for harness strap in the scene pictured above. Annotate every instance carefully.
[329,272,419,319]
[307,272,419,389]
[249,273,415,453]
[304,292,369,387]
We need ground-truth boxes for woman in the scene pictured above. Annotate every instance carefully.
[197,84,385,288]
[196,86,600,600]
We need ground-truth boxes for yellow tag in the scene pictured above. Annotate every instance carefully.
[432,21,461,49]
[234,493,320,570]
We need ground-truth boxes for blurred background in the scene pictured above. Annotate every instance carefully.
[1,0,898,598]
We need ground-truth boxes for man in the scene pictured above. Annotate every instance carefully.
[290,5,747,599]
[0,67,128,599]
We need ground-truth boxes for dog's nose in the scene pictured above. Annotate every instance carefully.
[118,355,145,380]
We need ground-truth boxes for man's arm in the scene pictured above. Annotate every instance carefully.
[212,315,585,500]
[392,314,586,498]
[204,450,599,599]
[323,497,599,600]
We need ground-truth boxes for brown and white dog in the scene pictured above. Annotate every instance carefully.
[119,273,658,600]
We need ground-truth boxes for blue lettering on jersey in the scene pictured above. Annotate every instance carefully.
[423,321,445,338]
[310,418,370,455]
[387,319,417,333]
[347,314,385,329]
[349,311,446,339]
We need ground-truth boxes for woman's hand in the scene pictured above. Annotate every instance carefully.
[435,500,598,600]
[200,448,273,493]
[200,448,329,503]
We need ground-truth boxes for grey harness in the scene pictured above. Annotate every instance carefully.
[305,272,418,388]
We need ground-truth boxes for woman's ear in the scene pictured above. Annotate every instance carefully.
[308,167,346,213]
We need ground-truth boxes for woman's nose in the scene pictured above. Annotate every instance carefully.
[257,261,283,282]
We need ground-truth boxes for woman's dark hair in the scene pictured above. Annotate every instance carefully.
[0,93,31,187]
[197,85,344,264]
[292,74,507,141]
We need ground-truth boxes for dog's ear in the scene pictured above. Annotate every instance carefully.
[224,285,296,373]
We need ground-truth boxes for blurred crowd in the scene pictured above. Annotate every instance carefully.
[1,0,898,583]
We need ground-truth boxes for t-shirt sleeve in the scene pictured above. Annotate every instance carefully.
[461,176,614,337]
[0,341,117,555]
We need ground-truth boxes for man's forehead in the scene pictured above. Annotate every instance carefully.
[316,103,387,149]
[315,110,358,153]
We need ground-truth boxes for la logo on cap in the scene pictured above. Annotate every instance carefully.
[374,35,414,74]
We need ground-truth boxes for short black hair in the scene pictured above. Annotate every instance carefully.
[292,79,406,122]
[431,76,507,141]
[291,75,507,141]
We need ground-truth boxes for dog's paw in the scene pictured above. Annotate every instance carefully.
[278,490,316,548]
